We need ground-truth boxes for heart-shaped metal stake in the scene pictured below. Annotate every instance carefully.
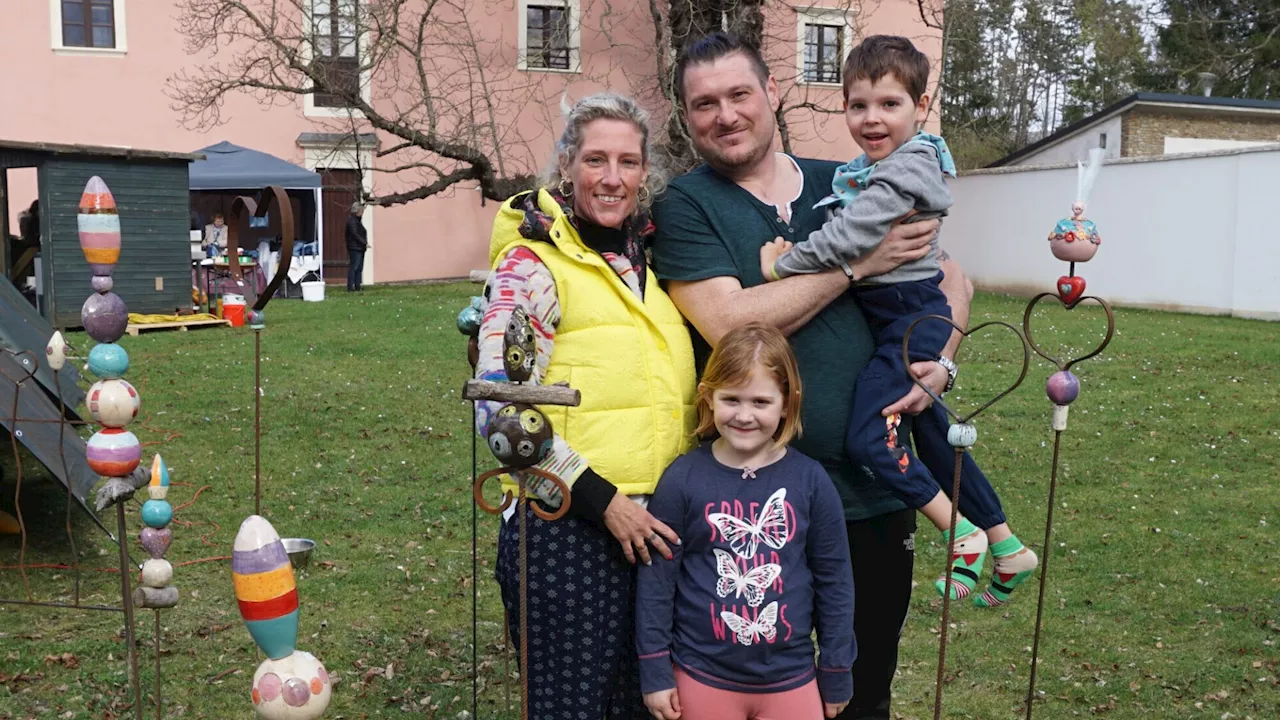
[901,315,1031,426]
[900,315,1030,720]
[1019,292,1116,720]
[1021,292,1115,375]
[226,185,296,314]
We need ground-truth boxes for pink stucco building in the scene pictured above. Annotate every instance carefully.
[0,0,939,285]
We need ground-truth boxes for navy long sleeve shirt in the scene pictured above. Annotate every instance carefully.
[636,443,855,704]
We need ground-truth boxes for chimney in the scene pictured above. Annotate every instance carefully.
[1197,72,1218,97]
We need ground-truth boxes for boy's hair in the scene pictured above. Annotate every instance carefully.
[674,31,771,107]
[694,322,803,448]
[842,35,930,103]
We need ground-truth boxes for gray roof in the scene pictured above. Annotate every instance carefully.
[189,141,322,190]
[987,92,1280,168]
[0,139,204,162]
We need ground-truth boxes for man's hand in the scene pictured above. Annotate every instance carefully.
[825,700,849,718]
[644,688,682,719]
[882,359,948,416]
[850,217,939,281]
[759,237,793,281]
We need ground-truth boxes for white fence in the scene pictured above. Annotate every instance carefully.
[944,145,1280,320]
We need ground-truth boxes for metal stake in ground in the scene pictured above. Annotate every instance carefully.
[934,424,976,720]
[1020,292,1115,718]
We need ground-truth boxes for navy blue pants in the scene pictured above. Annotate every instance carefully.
[845,276,1006,529]
[495,503,646,719]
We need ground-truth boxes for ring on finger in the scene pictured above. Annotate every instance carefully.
[648,531,660,544]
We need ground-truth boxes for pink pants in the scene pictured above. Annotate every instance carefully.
[672,667,824,720]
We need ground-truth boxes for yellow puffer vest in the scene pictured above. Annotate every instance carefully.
[490,189,696,496]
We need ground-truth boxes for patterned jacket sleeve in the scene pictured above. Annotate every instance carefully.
[474,247,615,518]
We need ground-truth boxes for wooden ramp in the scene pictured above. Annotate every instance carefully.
[125,317,230,336]
[0,279,104,534]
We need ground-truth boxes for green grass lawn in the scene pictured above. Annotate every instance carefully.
[1,285,1277,720]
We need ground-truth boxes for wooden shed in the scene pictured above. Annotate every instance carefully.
[1,140,203,327]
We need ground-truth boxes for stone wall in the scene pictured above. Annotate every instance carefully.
[1120,109,1280,157]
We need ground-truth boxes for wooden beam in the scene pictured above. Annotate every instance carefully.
[462,379,581,407]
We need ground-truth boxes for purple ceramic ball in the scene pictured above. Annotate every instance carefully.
[1046,370,1080,406]
[281,677,311,707]
[82,291,128,344]
[92,275,113,293]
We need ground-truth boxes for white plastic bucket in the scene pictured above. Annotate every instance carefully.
[301,281,325,302]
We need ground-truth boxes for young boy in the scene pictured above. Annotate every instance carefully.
[760,35,1037,605]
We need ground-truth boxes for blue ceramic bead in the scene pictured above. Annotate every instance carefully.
[88,343,130,379]
[141,499,173,529]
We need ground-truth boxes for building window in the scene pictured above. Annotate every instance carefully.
[518,0,578,73]
[804,24,843,84]
[526,5,571,70]
[312,0,359,108]
[1099,132,1107,149]
[795,7,854,86]
[51,0,126,52]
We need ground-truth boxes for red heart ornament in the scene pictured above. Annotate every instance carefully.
[1057,275,1086,305]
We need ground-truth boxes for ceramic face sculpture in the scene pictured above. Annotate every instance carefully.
[502,306,537,382]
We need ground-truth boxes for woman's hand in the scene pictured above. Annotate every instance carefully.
[644,688,682,719]
[602,494,680,565]
[851,217,938,280]
[825,700,849,718]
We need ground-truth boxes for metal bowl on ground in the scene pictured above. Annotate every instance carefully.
[281,538,316,570]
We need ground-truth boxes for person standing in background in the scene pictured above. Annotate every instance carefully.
[345,202,368,292]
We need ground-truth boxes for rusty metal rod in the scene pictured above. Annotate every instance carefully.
[116,504,144,720]
[1024,429,1063,719]
[154,610,162,720]
[9,378,31,601]
[254,329,261,517]
[933,446,965,720]
[53,367,81,606]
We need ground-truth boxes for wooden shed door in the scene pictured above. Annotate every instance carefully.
[319,168,361,283]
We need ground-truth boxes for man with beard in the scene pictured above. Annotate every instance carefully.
[650,32,974,719]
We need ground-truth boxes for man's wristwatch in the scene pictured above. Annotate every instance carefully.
[937,355,958,393]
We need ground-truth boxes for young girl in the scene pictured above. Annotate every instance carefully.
[636,323,854,720]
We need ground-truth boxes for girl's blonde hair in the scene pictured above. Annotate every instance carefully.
[694,323,803,448]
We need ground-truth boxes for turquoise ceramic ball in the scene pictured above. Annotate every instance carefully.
[141,499,173,529]
[88,343,129,379]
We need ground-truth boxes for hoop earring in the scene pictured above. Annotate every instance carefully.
[557,178,574,197]
[638,185,651,205]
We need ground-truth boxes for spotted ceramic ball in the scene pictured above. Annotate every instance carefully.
[88,343,129,379]
[251,651,331,720]
[1046,370,1080,405]
[487,403,553,468]
[87,379,140,428]
[248,309,265,328]
[81,291,129,344]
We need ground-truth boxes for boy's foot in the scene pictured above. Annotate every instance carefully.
[934,519,988,600]
[974,536,1038,608]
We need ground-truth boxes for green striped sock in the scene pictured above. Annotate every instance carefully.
[974,536,1038,608]
[933,518,987,600]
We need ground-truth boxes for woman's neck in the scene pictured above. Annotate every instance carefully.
[711,438,785,474]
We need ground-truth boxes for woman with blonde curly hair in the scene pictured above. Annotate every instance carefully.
[474,92,696,717]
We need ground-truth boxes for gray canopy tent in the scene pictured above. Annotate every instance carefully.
[188,142,324,292]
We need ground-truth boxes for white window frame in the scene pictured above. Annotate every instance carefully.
[303,0,373,119]
[795,6,855,87]
[518,0,581,74]
[49,0,128,56]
